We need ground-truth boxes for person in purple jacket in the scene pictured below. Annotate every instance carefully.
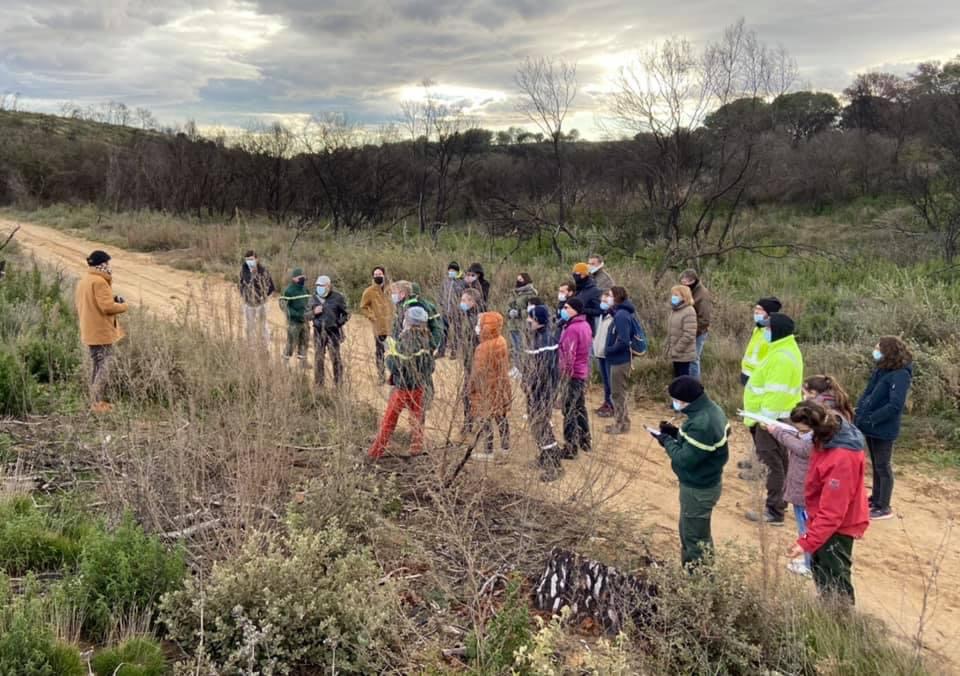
[558,297,592,457]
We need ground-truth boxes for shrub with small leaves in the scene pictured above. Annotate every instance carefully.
[0,496,85,576]
[0,593,85,676]
[91,637,168,676]
[467,576,534,676]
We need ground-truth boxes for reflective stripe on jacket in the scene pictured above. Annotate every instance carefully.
[742,334,804,426]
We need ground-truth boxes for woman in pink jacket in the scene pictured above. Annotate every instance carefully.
[558,297,593,458]
[766,375,856,577]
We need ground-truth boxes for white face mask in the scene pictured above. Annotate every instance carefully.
[245,259,257,269]
[558,293,567,302]
[475,324,481,336]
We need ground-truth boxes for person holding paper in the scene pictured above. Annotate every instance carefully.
[743,313,804,526]
[786,401,870,604]
[654,376,730,567]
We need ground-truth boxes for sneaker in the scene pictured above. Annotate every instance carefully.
[595,403,614,418]
[540,464,563,483]
[738,471,760,481]
[870,507,894,520]
[472,451,496,462]
[736,459,754,470]
[744,510,784,526]
[559,445,578,460]
[786,558,812,578]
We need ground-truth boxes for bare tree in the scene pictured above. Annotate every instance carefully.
[515,57,578,240]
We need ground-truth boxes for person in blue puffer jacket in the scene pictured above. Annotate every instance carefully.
[854,336,913,521]
[604,286,637,435]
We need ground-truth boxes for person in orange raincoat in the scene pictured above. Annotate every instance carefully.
[467,311,512,461]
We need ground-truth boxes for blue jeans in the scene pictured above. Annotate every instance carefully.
[690,332,708,379]
[598,357,612,406]
[794,505,812,567]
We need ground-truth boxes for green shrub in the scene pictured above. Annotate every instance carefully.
[160,524,404,675]
[66,514,186,642]
[0,346,33,416]
[0,496,85,576]
[91,637,168,676]
[0,595,85,676]
[466,576,534,675]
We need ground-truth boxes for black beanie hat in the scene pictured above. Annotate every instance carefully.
[668,376,705,404]
[530,304,551,326]
[467,262,485,276]
[448,261,460,272]
[769,313,795,342]
[757,297,782,314]
[86,250,111,266]
[565,297,585,315]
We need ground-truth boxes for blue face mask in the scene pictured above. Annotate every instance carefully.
[560,308,571,321]
[316,286,328,297]
[872,349,883,362]
[448,270,457,279]
[672,399,686,412]
[763,328,773,343]
[671,295,682,307]
[600,301,610,312]
[754,313,767,327]
[459,302,470,312]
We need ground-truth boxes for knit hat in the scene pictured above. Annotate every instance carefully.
[572,262,590,276]
[448,261,461,272]
[668,376,705,404]
[405,306,428,325]
[86,250,111,267]
[565,297,585,315]
[291,267,304,279]
[315,275,331,286]
[529,305,550,326]
[769,313,795,342]
[467,262,485,276]
[756,297,782,314]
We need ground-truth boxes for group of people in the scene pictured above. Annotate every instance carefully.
[75,247,915,604]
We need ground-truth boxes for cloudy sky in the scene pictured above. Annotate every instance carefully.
[1,1,958,138]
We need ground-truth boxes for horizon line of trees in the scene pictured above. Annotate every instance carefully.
[1,21,958,265]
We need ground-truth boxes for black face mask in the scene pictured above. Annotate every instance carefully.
[374,277,384,285]
[516,280,526,288]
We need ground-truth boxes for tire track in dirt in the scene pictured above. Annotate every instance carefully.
[7,218,959,670]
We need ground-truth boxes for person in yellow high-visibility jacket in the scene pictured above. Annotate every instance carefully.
[742,312,804,526]
[740,297,782,385]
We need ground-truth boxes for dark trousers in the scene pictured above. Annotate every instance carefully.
[473,415,510,453]
[865,436,895,509]
[673,361,692,377]
[754,426,788,520]
[598,357,612,405]
[527,395,559,466]
[679,482,722,567]
[313,329,343,387]
[811,534,855,604]
[562,378,591,452]
[609,362,631,428]
[284,322,309,359]
[374,334,387,381]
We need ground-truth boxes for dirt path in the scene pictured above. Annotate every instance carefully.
[7,218,959,669]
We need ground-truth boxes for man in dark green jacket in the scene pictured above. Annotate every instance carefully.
[279,268,311,362]
[654,376,730,566]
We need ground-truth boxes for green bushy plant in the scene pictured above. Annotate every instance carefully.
[0,496,85,576]
[0,346,33,415]
[66,514,186,642]
[0,594,85,676]
[466,576,534,675]
[160,524,404,675]
[91,637,168,676]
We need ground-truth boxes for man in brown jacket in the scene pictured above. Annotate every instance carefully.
[681,269,712,380]
[75,250,128,413]
[359,266,395,384]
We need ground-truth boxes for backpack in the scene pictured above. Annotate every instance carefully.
[629,315,648,356]
[416,296,446,350]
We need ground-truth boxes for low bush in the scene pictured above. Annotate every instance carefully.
[65,514,186,642]
[0,496,85,576]
[0,346,33,415]
[91,637,168,676]
[466,576,534,675]
[160,524,405,675]
[0,593,85,676]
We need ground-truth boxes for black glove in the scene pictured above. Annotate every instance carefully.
[114,295,125,304]
[659,421,679,439]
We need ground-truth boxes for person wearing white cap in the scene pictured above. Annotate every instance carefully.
[306,274,349,388]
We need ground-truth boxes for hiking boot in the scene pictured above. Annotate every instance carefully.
[736,459,754,470]
[595,403,614,418]
[786,558,812,578]
[604,424,630,435]
[559,445,578,460]
[744,510,784,526]
[90,401,113,414]
[870,507,894,521]
[738,471,761,481]
[540,464,563,483]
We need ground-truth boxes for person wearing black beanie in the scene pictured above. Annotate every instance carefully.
[438,261,466,358]
[742,311,804,526]
[740,296,784,386]
[652,376,730,566]
[76,250,127,414]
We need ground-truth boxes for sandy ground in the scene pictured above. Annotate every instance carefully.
[6,218,959,670]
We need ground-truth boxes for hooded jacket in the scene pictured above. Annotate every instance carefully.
[360,281,394,337]
[572,275,603,334]
[392,293,444,350]
[386,327,435,391]
[558,314,592,380]
[743,316,803,425]
[605,300,637,367]
[667,302,698,362]
[522,324,559,410]
[741,326,769,379]
[468,312,512,418]
[799,420,870,554]
[307,288,349,334]
[661,393,730,489]
[76,269,128,346]
[769,393,843,507]
[855,364,913,441]
[239,263,276,307]
[507,283,538,332]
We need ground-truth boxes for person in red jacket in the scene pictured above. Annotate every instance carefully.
[558,297,592,457]
[787,401,870,604]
